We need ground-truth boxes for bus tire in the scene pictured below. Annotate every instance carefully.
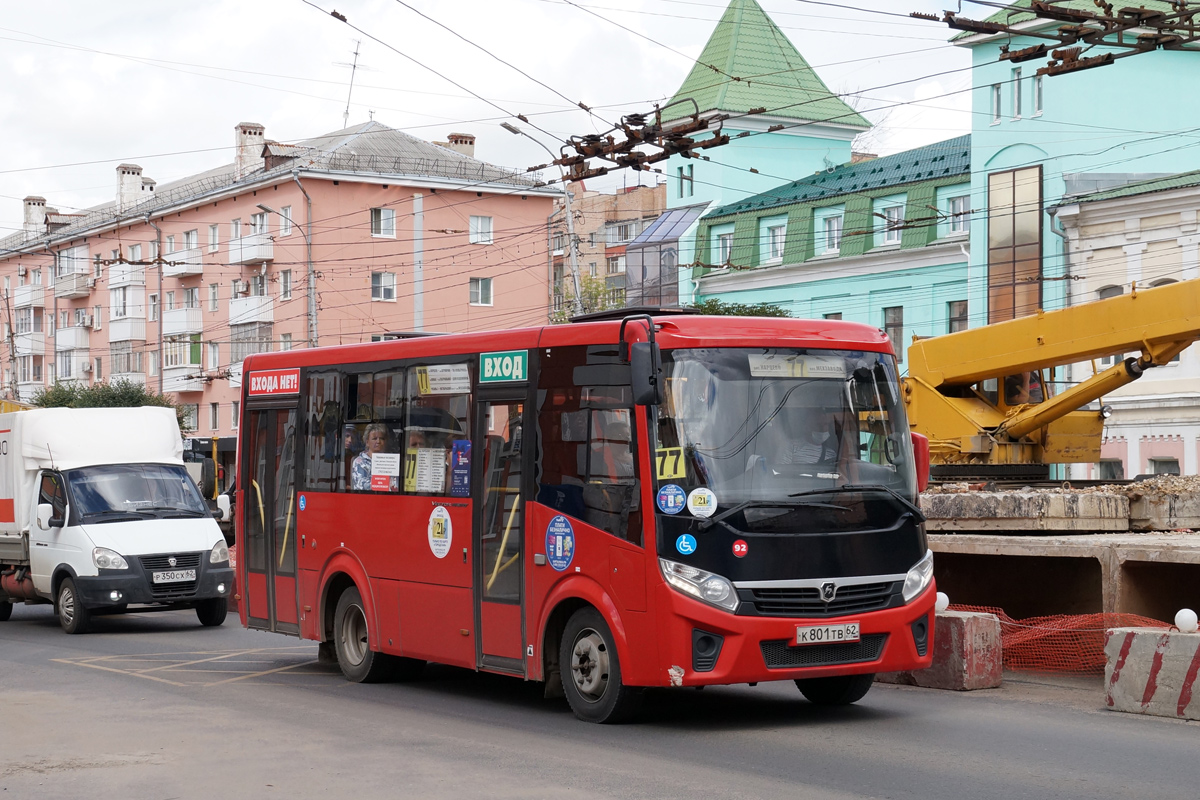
[795,673,874,706]
[196,598,228,627]
[57,577,91,635]
[333,587,392,683]
[559,607,642,723]
[0,600,11,621]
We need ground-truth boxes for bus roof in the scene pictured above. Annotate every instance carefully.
[243,315,892,373]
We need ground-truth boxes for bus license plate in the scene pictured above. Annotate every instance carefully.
[796,622,860,646]
[152,569,196,584]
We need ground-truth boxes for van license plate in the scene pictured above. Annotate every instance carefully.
[796,622,860,645]
[152,569,196,584]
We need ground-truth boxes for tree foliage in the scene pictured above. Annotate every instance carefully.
[32,379,187,430]
[691,298,791,317]
[550,273,626,324]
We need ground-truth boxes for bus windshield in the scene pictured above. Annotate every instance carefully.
[654,348,916,509]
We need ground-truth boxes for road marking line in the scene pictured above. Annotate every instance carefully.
[202,659,320,686]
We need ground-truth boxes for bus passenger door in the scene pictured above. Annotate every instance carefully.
[473,397,527,673]
[242,406,300,635]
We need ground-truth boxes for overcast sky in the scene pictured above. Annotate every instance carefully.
[0,0,969,235]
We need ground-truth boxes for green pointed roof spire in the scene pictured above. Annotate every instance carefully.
[663,0,868,128]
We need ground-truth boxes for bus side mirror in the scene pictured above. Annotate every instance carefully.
[217,494,231,522]
[910,432,930,493]
[629,342,663,406]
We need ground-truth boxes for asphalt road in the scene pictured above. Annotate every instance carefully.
[1,602,1197,800]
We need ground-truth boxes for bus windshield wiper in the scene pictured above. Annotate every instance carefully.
[805,484,925,522]
[135,505,207,517]
[697,498,846,532]
[83,509,153,520]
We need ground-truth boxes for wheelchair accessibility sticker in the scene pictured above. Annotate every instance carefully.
[676,534,697,555]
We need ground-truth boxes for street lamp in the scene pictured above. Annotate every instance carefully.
[501,123,584,315]
[258,203,316,347]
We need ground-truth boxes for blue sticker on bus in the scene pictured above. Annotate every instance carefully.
[676,534,697,555]
[298,494,306,511]
[545,515,576,572]
[450,440,471,497]
[657,484,686,514]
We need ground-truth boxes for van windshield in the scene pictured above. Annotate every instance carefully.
[67,464,210,522]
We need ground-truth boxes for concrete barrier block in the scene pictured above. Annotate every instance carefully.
[1105,627,1200,720]
[921,491,1129,533]
[1129,492,1200,532]
[877,610,1002,690]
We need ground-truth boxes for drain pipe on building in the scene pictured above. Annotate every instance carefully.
[145,214,164,395]
[1046,206,1079,481]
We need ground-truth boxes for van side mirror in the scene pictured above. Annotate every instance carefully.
[217,494,231,522]
[629,342,663,406]
[910,432,930,493]
[37,503,63,530]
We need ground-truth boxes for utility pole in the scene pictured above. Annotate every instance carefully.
[339,41,362,130]
[145,216,164,394]
[2,286,16,399]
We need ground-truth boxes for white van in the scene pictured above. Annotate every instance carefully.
[0,407,233,633]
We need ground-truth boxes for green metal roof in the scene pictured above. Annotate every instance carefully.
[951,0,1180,43]
[708,134,971,218]
[663,0,868,128]
[1069,169,1200,204]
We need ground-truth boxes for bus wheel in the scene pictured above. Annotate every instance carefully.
[559,607,642,723]
[0,600,11,621]
[57,578,91,635]
[196,598,228,627]
[795,673,874,705]
[333,587,392,683]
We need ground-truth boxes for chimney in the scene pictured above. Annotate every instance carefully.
[22,196,46,235]
[141,177,156,199]
[445,132,476,158]
[116,164,144,211]
[235,122,266,179]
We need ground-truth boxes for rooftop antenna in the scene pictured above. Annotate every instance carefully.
[337,40,363,129]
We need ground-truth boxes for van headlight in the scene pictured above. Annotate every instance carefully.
[902,550,934,603]
[93,548,129,570]
[210,541,230,564]
[659,558,739,612]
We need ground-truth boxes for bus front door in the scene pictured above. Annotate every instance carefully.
[473,397,527,673]
[242,407,300,635]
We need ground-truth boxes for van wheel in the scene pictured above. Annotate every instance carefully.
[57,578,91,635]
[196,598,228,627]
[559,607,642,723]
[795,673,875,705]
[333,587,392,683]
[0,600,11,621]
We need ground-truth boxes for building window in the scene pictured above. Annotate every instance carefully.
[949,195,971,234]
[1098,459,1123,480]
[181,404,199,432]
[230,219,241,240]
[209,283,219,312]
[111,343,142,376]
[94,358,103,380]
[31,269,41,285]
[93,305,102,330]
[183,229,198,250]
[204,342,217,370]
[280,270,292,301]
[469,277,493,306]
[210,402,219,431]
[59,354,73,380]
[230,322,273,363]
[607,256,626,274]
[1011,68,1022,119]
[882,206,904,245]
[469,215,494,244]
[1096,285,1125,367]
[606,221,639,245]
[209,224,219,252]
[231,401,240,429]
[768,225,786,261]
[166,235,176,254]
[824,312,842,320]
[149,241,158,261]
[948,300,968,333]
[991,84,1002,124]
[250,212,267,235]
[987,166,1042,323]
[129,244,142,262]
[148,351,159,377]
[370,208,395,238]
[1150,458,1181,476]
[717,232,734,264]
[280,333,293,351]
[824,215,843,253]
[183,287,199,309]
[370,271,395,301]
[165,334,202,368]
[1033,75,1044,116]
[588,262,598,276]
[884,306,904,362]
[677,164,694,198]
[165,291,175,312]
[148,293,159,322]
[281,206,292,236]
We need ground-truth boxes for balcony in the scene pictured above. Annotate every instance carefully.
[163,365,206,393]
[163,246,204,277]
[109,263,146,287]
[57,350,91,382]
[229,362,243,389]
[229,231,273,264]
[163,307,203,336]
[13,284,44,308]
[55,272,92,299]
[109,316,147,342]
[16,382,43,403]
[111,371,146,387]
[230,295,274,325]
[14,331,45,356]
[56,325,90,352]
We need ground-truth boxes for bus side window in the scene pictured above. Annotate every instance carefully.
[303,370,348,491]
[405,363,471,496]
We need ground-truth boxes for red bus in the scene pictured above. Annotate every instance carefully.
[234,312,935,722]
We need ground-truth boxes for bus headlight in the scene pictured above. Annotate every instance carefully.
[659,558,739,612]
[93,548,129,570]
[210,541,230,564]
[902,550,934,603]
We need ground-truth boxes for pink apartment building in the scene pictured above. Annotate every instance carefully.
[0,121,558,473]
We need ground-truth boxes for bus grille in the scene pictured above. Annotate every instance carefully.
[744,582,898,617]
[138,553,202,599]
[760,634,887,669]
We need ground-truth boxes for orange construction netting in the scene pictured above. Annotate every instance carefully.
[948,604,1172,674]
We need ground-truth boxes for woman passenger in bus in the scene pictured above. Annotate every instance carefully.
[351,422,392,491]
